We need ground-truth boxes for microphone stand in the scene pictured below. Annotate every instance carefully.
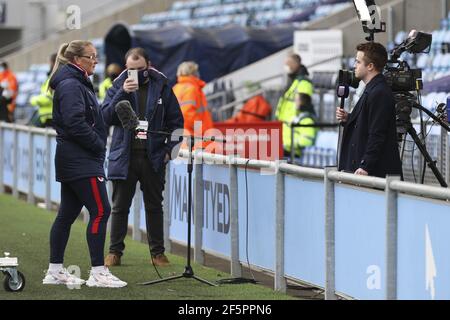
[138,129,220,286]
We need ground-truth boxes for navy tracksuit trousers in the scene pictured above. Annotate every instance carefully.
[50,177,111,267]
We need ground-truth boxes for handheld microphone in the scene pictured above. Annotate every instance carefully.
[337,85,350,109]
[115,100,139,131]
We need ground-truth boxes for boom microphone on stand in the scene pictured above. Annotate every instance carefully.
[115,100,140,131]
[114,100,226,144]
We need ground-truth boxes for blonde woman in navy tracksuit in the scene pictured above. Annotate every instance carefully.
[42,41,126,288]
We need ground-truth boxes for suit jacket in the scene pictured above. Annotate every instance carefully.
[338,74,402,178]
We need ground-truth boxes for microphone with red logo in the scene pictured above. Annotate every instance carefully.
[337,70,350,109]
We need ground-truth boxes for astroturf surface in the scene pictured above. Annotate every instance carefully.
[0,194,295,300]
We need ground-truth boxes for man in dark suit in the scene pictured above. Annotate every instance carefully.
[336,42,402,178]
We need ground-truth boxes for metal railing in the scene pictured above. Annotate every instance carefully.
[3,122,450,299]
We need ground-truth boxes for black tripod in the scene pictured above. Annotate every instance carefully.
[401,102,450,188]
[403,122,447,187]
[140,133,217,286]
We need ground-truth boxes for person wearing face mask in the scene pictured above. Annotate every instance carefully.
[98,63,122,102]
[44,41,127,288]
[275,53,315,158]
[101,47,184,268]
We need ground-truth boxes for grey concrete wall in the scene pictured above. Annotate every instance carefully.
[4,0,176,71]
[0,28,21,56]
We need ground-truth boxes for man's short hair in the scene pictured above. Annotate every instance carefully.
[288,53,302,65]
[125,47,150,64]
[298,93,312,106]
[356,42,388,72]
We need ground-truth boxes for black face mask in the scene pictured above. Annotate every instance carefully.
[138,69,149,85]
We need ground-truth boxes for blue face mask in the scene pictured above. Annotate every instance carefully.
[138,69,149,85]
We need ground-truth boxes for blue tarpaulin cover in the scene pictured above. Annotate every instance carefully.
[104,23,296,83]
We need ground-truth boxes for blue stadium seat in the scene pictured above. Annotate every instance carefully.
[29,64,48,73]
[16,72,34,84]
[444,29,450,43]
[199,0,221,7]
[233,14,250,26]
[171,1,187,11]
[35,72,48,84]
[131,23,158,31]
[19,82,39,94]
[245,1,260,11]
[140,0,353,29]
[222,0,243,4]
[432,53,444,71]
[218,15,233,26]
[440,17,449,30]
[416,53,431,69]
[194,6,218,18]
[15,93,29,108]
[222,3,243,15]
[274,9,296,22]
[394,31,406,44]
[315,131,338,150]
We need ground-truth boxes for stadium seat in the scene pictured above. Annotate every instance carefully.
[141,0,353,29]
[394,31,406,44]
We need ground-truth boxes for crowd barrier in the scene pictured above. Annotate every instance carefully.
[2,122,450,300]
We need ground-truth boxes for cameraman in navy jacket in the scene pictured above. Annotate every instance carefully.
[336,42,402,178]
[44,40,126,288]
[102,48,183,267]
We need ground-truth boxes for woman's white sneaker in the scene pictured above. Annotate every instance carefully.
[42,268,86,286]
[86,267,127,288]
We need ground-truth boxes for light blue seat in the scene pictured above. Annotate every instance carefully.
[16,72,33,84]
[416,53,431,69]
[198,0,221,7]
[35,72,48,84]
[171,1,186,11]
[395,31,406,44]
[432,53,444,72]
[15,93,29,107]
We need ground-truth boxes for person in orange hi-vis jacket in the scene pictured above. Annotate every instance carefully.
[173,61,214,150]
[0,62,18,122]
[225,81,271,123]
[227,95,272,123]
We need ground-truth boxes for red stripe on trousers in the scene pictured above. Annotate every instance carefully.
[90,177,104,234]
